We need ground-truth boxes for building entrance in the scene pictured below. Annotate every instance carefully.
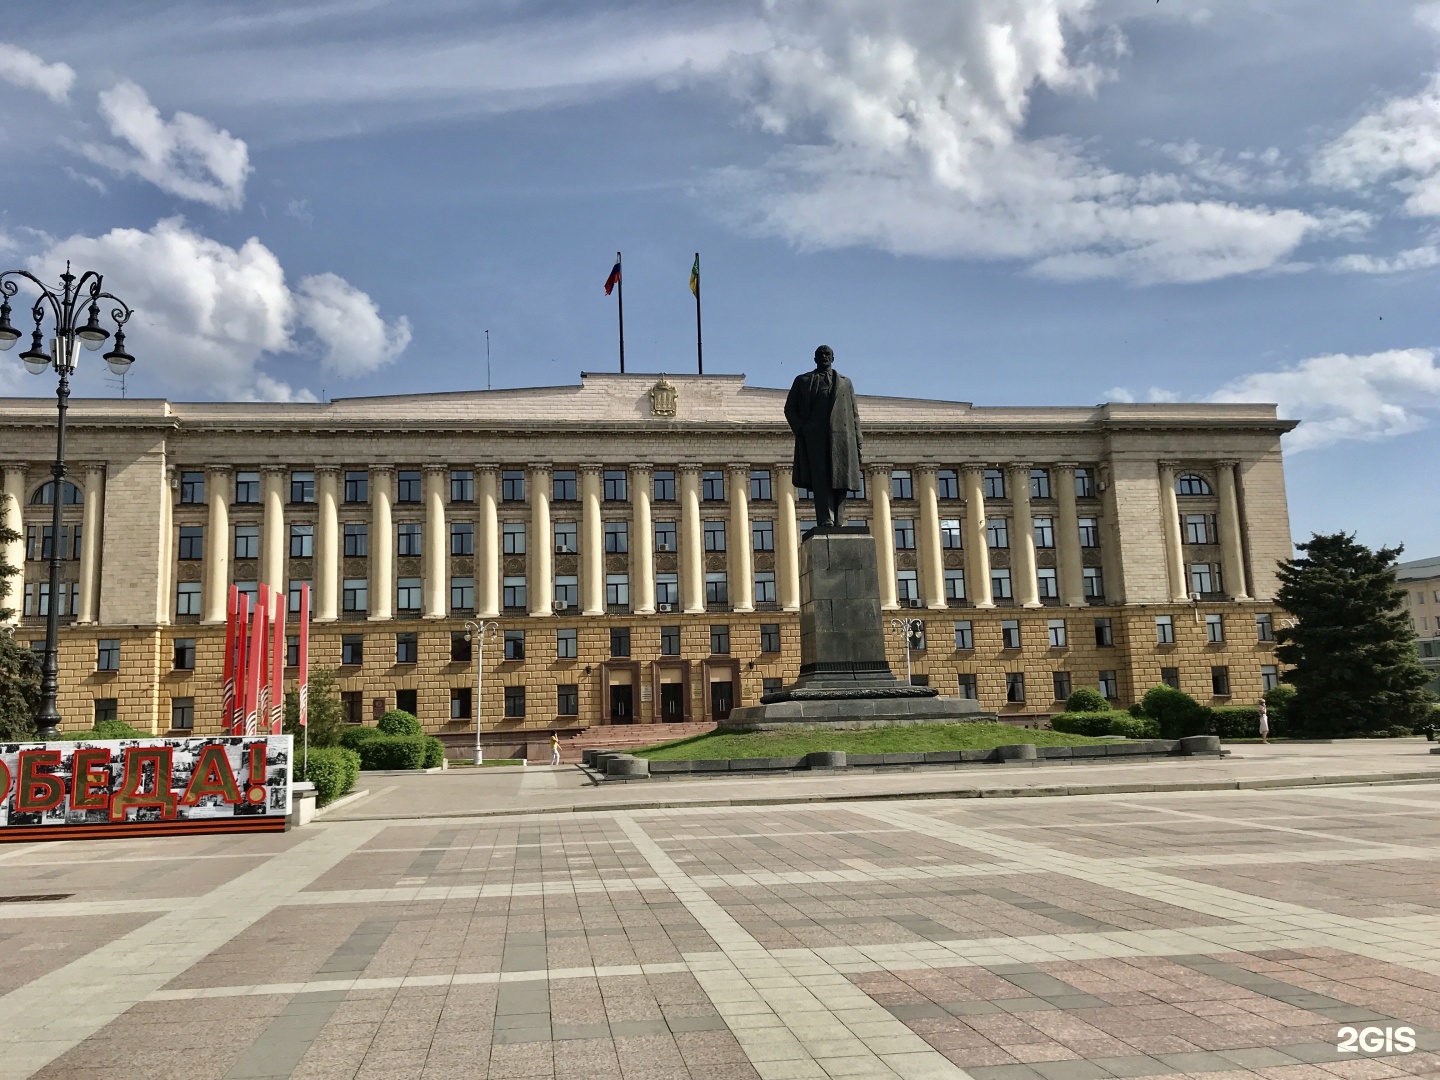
[710,680,734,721]
[609,684,634,723]
[660,683,685,722]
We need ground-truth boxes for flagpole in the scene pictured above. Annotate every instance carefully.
[694,252,703,375]
[616,251,625,374]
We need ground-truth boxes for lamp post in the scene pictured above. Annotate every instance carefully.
[464,619,499,765]
[890,616,924,685]
[0,263,134,740]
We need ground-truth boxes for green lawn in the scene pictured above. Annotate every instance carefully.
[632,722,1109,761]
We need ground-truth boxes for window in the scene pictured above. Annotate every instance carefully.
[503,522,526,555]
[23,582,47,617]
[760,623,781,653]
[653,470,676,501]
[1098,670,1118,699]
[1075,468,1095,498]
[1052,672,1071,700]
[896,570,919,602]
[702,470,725,501]
[235,472,260,504]
[938,470,959,500]
[1256,613,1274,642]
[1048,619,1067,648]
[554,575,579,607]
[397,578,422,612]
[344,523,368,557]
[1037,568,1058,599]
[450,631,472,662]
[907,621,927,651]
[504,629,525,660]
[754,572,776,604]
[1211,665,1231,696]
[704,520,727,552]
[504,685,526,718]
[610,627,631,657]
[1161,667,1180,689]
[553,470,578,501]
[1153,615,1174,644]
[1078,517,1099,547]
[953,620,974,650]
[763,677,783,697]
[235,581,258,603]
[502,470,525,502]
[1189,563,1219,595]
[234,526,259,560]
[940,519,962,549]
[604,520,628,554]
[175,582,201,617]
[1094,617,1113,647]
[171,698,195,731]
[554,521,578,553]
[991,568,1012,599]
[986,518,1008,548]
[451,688,473,719]
[451,523,474,556]
[290,471,315,504]
[750,470,772,501]
[710,625,730,654]
[1030,469,1051,499]
[957,673,978,700]
[557,628,578,659]
[180,472,205,504]
[1184,513,1217,545]
[654,520,677,552]
[983,469,1005,499]
[397,689,417,715]
[752,520,774,551]
[287,634,300,667]
[451,577,475,611]
[945,569,966,601]
[891,470,913,500]
[1177,473,1212,496]
[97,639,120,672]
[705,572,729,605]
[397,470,422,503]
[893,519,916,550]
[173,638,196,670]
[177,526,204,561]
[1206,614,1224,643]
[343,579,368,613]
[600,469,628,502]
[606,574,629,607]
[397,523,422,557]
[660,625,681,655]
[451,470,474,503]
[1006,672,1025,703]
[557,684,579,716]
[656,574,679,607]
[1082,567,1104,599]
[1001,620,1020,649]
[1033,517,1055,548]
[345,471,369,503]
[1261,665,1279,692]
[290,524,314,558]
[910,674,930,687]
[846,475,867,500]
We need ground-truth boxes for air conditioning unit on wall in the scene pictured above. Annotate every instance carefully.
[657,542,672,552]
[658,603,673,612]
[908,598,923,608]
[552,600,569,612]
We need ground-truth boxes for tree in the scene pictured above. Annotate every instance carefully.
[283,666,348,748]
[0,493,40,740]
[1275,533,1435,736]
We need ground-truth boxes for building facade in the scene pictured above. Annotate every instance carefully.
[1399,555,1440,696]
[0,373,1293,742]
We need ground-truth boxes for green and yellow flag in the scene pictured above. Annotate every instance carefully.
[689,254,699,297]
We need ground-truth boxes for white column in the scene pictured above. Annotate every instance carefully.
[157,469,174,627]
[775,464,800,613]
[916,466,945,610]
[727,464,753,613]
[202,466,230,624]
[528,465,552,617]
[867,463,898,610]
[76,463,105,624]
[477,465,500,618]
[369,465,394,621]
[423,465,447,619]
[1008,462,1041,608]
[315,467,340,622]
[679,465,704,614]
[1215,459,1251,601]
[261,467,286,611]
[1158,461,1189,602]
[962,465,994,608]
[0,466,24,627]
[1054,463,1086,607]
[631,465,655,615]
[581,465,604,616]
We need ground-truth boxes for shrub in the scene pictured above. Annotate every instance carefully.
[283,667,348,748]
[1051,710,1130,736]
[300,746,360,806]
[1142,684,1212,739]
[357,734,428,770]
[1265,683,1296,725]
[1064,687,1110,713]
[423,736,446,769]
[1210,706,1261,739]
[377,709,422,736]
[339,725,385,752]
[58,719,149,741]
[1108,714,1160,739]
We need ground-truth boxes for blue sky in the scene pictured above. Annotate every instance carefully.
[0,1,1438,556]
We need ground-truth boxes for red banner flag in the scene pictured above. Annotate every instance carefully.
[232,591,250,736]
[221,585,237,735]
[246,587,268,737]
[297,583,310,728]
[270,592,286,735]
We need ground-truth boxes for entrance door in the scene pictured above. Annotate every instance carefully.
[660,684,685,722]
[609,684,634,723]
[710,681,734,722]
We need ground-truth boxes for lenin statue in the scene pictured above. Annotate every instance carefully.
[784,345,863,528]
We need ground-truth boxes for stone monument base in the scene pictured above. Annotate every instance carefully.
[723,694,998,730]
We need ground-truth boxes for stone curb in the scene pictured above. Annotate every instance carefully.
[312,788,371,818]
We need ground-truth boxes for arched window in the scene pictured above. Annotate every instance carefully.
[31,481,83,506]
[1176,474,1211,496]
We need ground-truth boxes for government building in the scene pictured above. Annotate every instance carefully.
[0,373,1293,750]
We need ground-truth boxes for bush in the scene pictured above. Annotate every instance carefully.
[299,746,360,806]
[1064,687,1110,713]
[1210,706,1262,739]
[58,719,149,741]
[423,736,446,769]
[1108,714,1160,739]
[1051,710,1131,736]
[1142,684,1212,739]
[377,709,422,736]
[339,725,385,752]
[284,667,348,748]
[356,734,429,770]
[1265,683,1296,726]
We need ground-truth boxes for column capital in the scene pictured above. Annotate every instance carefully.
[678,462,703,475]
[476,462,500,474]
[262,464,288,476]
[579,462,606,476]
[1213,458,1240,469]
[205,463,232,475]
[529,463,551,475]
[1052,462,1078,472]
[1005,461,1034,474]
[865,461,894,475]
[914,464,939,479]
[726,462,751,474]
[423,463,448,476]
[315,465,342,478]
[960,463,989,476]
[630,462,654,473]
[371,462,396,474]
[1157,459,1181,471]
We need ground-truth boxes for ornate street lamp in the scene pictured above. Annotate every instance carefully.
[0,262,134,739]
[463,620,500,765]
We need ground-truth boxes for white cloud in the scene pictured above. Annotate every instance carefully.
[1331,243,1440,273]
[0,42,74,104]
[1312,73,1440,217]
[1101,385,1180,403]
[25,218,408,400]
[1211,348,1440,451]
[81,81,250,209]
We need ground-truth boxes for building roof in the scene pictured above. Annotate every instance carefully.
[1398,555,1440,581]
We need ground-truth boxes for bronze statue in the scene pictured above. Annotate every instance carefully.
[785,345,863,528]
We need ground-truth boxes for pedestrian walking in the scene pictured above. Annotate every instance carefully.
[1258,699,1269,744]
[550,732,561,766]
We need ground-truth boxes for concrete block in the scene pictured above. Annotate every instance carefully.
[1178,735,1222,755]
[995,743,1038,761]
[807,750,846,768]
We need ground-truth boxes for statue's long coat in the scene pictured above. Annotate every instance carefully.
[784,368,864,493]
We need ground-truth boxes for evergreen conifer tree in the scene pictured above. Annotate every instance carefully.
[0,493,41,740]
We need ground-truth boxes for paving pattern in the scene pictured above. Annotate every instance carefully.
[3,764,1440,1079]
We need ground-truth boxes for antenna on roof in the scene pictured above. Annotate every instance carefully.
[486,329,491,391]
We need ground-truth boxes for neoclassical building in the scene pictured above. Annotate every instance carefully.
[0,373,1293,744]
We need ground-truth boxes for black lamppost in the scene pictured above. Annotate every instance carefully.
[0,263,134,740]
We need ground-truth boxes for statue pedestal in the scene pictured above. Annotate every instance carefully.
[723,529,997,729]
